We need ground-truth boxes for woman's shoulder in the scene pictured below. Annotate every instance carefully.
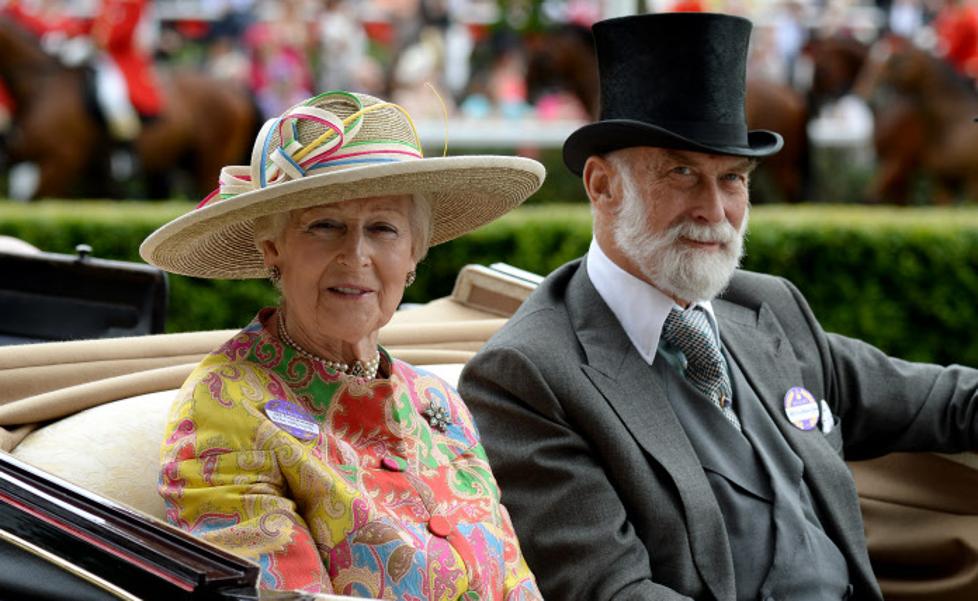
[391,359,461,388]
[171,321,288,418]
[390,359,484,445]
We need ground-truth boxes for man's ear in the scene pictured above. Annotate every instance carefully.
[583,155,617,214]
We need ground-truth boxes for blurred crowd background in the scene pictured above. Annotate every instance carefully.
[3,0,978,360]
[2,0,978,204]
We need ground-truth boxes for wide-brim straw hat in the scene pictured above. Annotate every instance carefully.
[140,91,545,279]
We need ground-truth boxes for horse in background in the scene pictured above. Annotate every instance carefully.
[524,24,811,203]
[856,36,978,204]
[745,78,810,203]
[805,34,871,113]
[0,16,258,200]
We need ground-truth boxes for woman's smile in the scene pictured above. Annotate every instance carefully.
[326,284,375,298]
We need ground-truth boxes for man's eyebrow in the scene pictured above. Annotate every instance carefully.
[660,149,692,163]
[732,158,759,174]
[659,150,757,173]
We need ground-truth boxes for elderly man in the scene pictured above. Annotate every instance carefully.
[458,12,978,601]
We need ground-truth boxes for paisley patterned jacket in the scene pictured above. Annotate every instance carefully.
[159,309,541,600]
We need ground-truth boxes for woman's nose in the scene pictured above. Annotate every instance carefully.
[337,231,370,266]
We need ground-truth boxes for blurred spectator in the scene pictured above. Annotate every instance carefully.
[247,0,314,117]
[90,0,163,141]
[668,0,706,12]
[206,0,255,41]
[487,32,530,118]
[206,34,250,85]
[354,55,388,96]
[392,27,456,118]
[461,28,530,119]
[889,0,926,38]
[565,0,602,26]
[818,0,865,38]
[533,87,589,120]
[2,0,85,38]
[749,23,786,82]
[934,0,978,78]
[376,0,423,95]
[316,0,368,91]
[443,0,474,101]
[774,0,808,87]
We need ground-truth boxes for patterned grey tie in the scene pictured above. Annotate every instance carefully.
[662,307,742,431]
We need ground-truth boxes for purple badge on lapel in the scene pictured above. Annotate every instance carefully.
[265,399,319,441]
[784,387,819,431]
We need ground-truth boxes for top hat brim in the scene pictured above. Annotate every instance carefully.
[563,120,784,176]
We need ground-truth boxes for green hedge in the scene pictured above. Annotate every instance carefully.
[2,201,977,367]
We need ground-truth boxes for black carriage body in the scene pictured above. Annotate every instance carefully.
[0,453,259,600]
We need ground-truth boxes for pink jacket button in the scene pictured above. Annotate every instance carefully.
[428,515,453,538]
[381,457,403,472]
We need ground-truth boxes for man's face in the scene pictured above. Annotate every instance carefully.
[603,147,753,305]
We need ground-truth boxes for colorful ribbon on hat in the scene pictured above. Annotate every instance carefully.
[197,91,423,209]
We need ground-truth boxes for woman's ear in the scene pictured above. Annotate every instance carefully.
[259,238,280,268]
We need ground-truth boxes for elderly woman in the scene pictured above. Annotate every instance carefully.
[140,91,545,599]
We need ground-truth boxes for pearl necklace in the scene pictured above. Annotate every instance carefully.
[276,310,380,379]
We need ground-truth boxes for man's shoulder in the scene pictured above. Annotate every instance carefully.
[722,269,800,309]
[483,258,584,351]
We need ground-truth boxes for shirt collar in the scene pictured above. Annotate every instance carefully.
[585,238,721,365]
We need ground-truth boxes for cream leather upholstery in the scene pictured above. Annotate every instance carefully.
[12,389,174,518]
[9,363,466,520]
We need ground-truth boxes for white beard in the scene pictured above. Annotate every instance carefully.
[612,175,747,304]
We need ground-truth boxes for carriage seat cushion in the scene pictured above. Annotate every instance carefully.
[10,363,466,520]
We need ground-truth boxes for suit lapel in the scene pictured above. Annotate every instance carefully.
[715,299,869,580]
[567,264,735,601]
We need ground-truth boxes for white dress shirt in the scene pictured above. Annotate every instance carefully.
[585,239,722,367]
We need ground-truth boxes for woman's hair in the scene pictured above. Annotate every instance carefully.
[253,194,433,262]
[409,194,433,262]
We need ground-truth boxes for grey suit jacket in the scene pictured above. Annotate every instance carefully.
[458,258,978,601]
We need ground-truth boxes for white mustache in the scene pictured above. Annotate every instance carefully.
[662,219,739,246]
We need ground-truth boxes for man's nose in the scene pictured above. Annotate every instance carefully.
[690,181,727,224]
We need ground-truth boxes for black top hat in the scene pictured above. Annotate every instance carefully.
[563,12,783,175]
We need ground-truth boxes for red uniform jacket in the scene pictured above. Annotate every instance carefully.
[91,0,162,116]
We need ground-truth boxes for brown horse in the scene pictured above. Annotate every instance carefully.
[804,34,926,204]
[524,25,811,202]
[745,78,810,203]
[0,16,258,200]
[857,36,978,204]
[804,34,871,113]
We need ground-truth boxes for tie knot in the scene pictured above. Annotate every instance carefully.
[662,307,716,358]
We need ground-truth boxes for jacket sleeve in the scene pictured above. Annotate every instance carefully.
[459,344,694,601]
[158,363,331,593]
[776,277,978,459]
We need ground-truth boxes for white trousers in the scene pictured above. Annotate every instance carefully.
[94,56,140,141]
